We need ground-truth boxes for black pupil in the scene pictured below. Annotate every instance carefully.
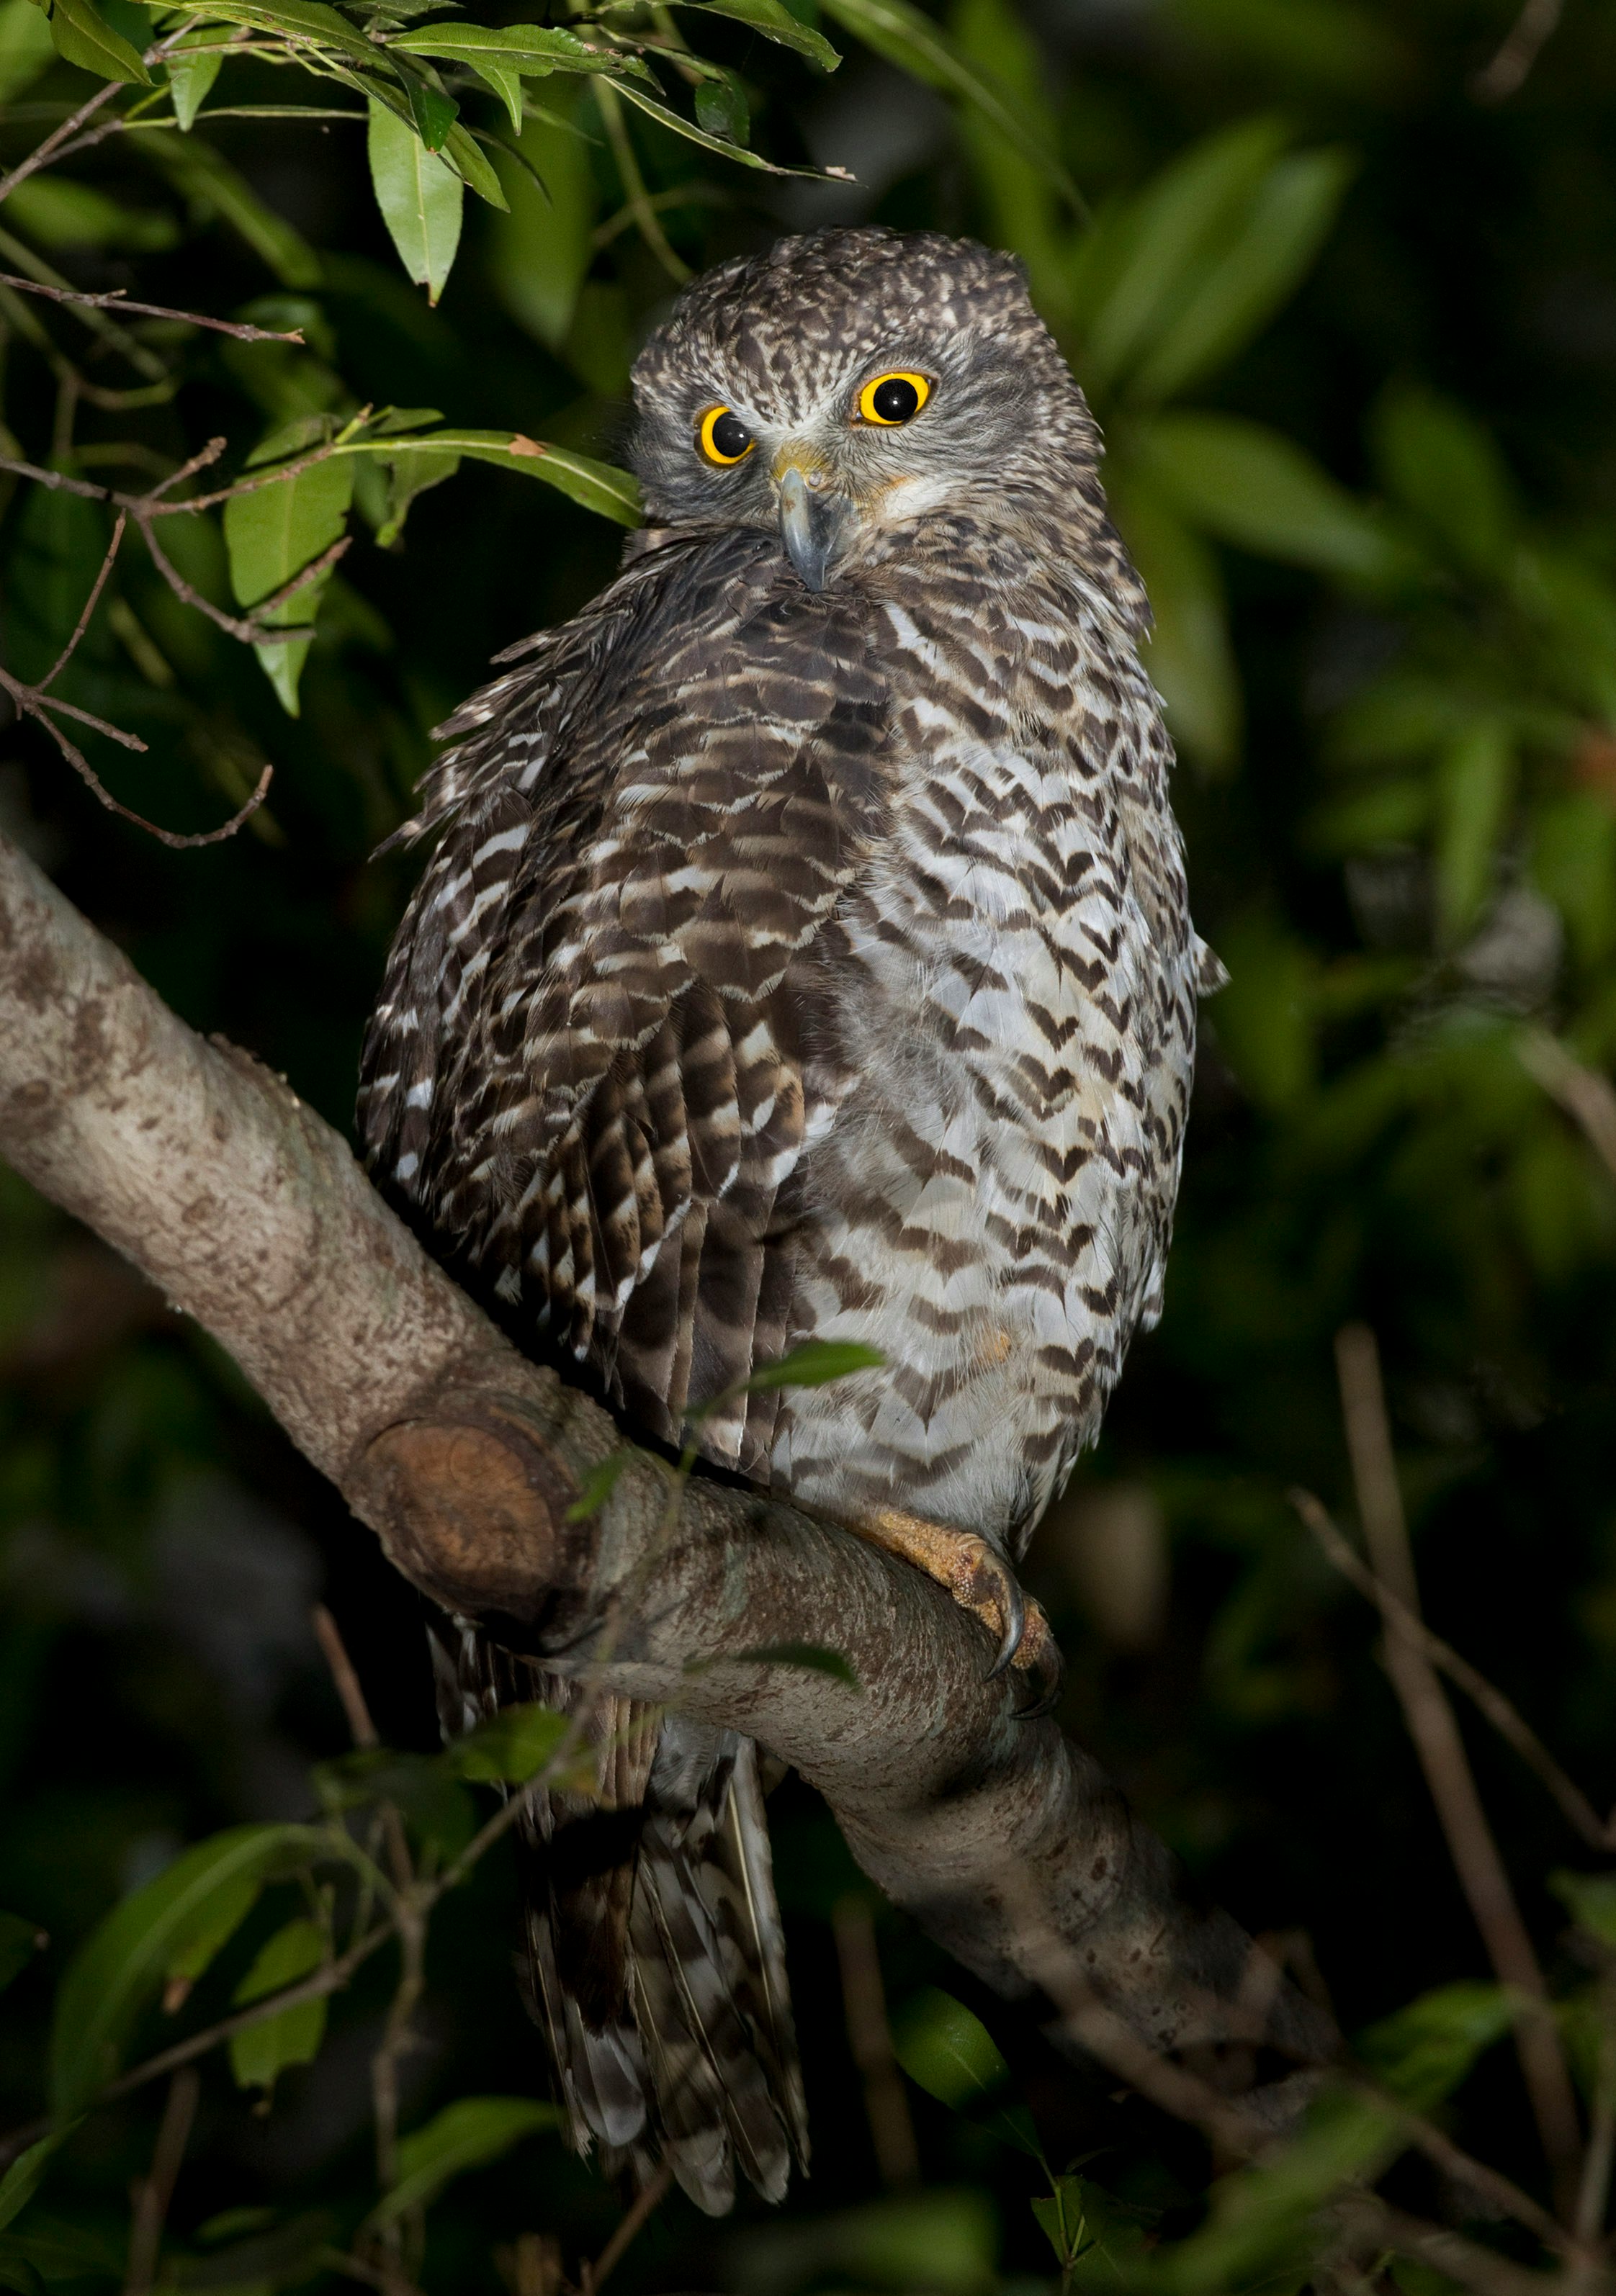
[871,375,921,423]
[710,410,751,459]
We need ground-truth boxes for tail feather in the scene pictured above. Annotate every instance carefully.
[425,1613,807,2215]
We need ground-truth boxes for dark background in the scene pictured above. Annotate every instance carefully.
[3,0,1615,2283]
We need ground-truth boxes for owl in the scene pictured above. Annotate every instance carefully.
[358,226,1219,2215]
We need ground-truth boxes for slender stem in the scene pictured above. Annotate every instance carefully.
[582,2161,673,2296]
[1575,1977,1616,2246]
[0,76,121,208]
[121,2066,199,2296]
[39,510,125,693]
[1293,1490,1615,1852]
[832,1895,919,2187]
[0,271,305,343]
[1472,0,1565,101]
[593,80,691,283]
[1519,1030,1616,1184]
[1334,1324,1584,2218]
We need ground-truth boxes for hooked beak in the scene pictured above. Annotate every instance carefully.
[776,461,854,593]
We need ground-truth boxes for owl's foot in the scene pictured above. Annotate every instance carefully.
[841,1505,1063,1718]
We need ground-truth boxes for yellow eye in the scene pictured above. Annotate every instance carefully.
[698,405,754,466]
[857,371,931,426]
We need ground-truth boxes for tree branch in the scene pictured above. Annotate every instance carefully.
[0,829,1334,2126]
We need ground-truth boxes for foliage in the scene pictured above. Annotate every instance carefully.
[4,0,1616,2290]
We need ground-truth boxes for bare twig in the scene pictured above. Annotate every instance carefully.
[314,1603,382,1747]
[1293,1490,1615,1853]
[122,2066,199,2295]
[40,511,126,693]
[0,271,305,343]
[1575,1976,1616,2246]
[136,515,314,651]
[580,2161,674,2296]
[832,1895,920,2187]
[0,76,122,208]
[1519,1030,1616,1184]
[1473,0,1565,99]
[593,81,691,284]
[1334,1325,1584,2217]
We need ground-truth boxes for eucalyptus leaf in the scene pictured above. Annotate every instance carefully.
[671,0,839,70]
[601,71,843,177]
[891,1986,1041,2154]
[1136,412,1400,581]
[367,94,463,300]
[333,428,640,524]
[444,1703,572,1784]
[228,1917,328,2096]
[223,436,354,712]
[165,25,223,127]
[44,0,148,82]
[0,0,58,102]
[364,2097,564,2229]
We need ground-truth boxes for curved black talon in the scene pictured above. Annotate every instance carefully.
[982,1562,1025,1680]
[1013,1642,1065,1722]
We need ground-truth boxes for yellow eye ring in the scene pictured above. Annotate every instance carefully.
[857,371,931,426]
[698,404,755,466]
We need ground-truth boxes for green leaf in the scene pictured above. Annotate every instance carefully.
[0,2254,42,2295]
[598,70,836,176]
[704,1640,861,1688]
[44,0,148,82]
[169,2209,338,2289]
[313,1747,476,1856]
[165,24,222,127]
[8,175,178,250]
[338,429,640,524]
[1031,2175,1096,2271]
[820,0,1074,206]
[0,2215,124,2284]
[444,1703,571,1784]
[1434,722,1514,943]
[1371,388,1517,579]
[228,1918,328,2096]
[490,95,597,353]
[129,0,375,65]
[404,73,458,150]
[1552,1870,1616,1950]
[1126,148,1352,405]
[390,19,620,73]
[223,435,354,713]
[948,0,1072,324]
[0,0,58,104]
[694,66,748,143]
[141,129,321,286]
[0,2128,73,2236]
[1108,467,1239,775]
[0,1914,44,1998]
[364,2097,563,2230]
[367,95,464,302]
[670,0,839,68]
[1136,413,1400,581]
[440,118,508,207]
[742,1339,886,1392]
[1358,1981,1517,2115]
[1072,116,1285,397]
[50,1825,320,2119]
[892,1987,1041,2154]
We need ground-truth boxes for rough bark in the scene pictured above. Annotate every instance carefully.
[0,830,1336,2124]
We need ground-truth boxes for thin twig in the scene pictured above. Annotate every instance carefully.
[1519,1030,1616,1184]
[0,1922,395,2171]
[581,2161,673,2296]
[1292,1490,1615,1852]
[40,511,126,693]
[121,2066,199,2295]
[832,1895,920,2187]
[1473,0,1565,99]
[4,669,274,847]
[1575,1975,1616,2246]
[313,1603,412,1893]
[0,76,122,208]
[593,80,691,284]
[135,516,315,649]
[0,272,305,344]
[1334,1325,1584,2218]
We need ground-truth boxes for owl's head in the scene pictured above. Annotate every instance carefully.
[628,228,1101,591]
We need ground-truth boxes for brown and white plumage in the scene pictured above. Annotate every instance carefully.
[358,225,1218,2212]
